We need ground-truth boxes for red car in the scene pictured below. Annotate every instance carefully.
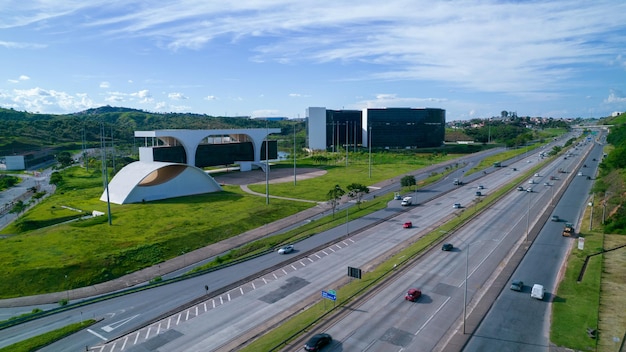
[403,221,412,228]
[405,288,422,302]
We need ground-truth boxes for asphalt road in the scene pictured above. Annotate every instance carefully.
[463,139,604,351]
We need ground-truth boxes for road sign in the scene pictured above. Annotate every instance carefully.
[348,266,362,279]
[321,290,336,301]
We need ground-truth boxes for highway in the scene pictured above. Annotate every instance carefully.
[278,139,596,352]
[63,137,581,352]
[463,139,603,351]
[0,136,583,352]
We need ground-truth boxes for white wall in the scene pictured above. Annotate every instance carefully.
[306,107,327,150]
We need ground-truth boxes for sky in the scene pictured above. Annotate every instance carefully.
[1,1,626,121]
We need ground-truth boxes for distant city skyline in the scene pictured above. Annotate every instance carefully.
[1,1,626,120]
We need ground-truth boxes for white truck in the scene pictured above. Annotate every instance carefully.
[400,197,412,206]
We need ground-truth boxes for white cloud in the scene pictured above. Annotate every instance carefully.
[168,92,187,100]
[19,75,30,81]
[100,81,110,88]
[7,75,30,84]
[0,40,46,49]
[605,90,626,104]
[204,95,217,101]
[2,87,96,113]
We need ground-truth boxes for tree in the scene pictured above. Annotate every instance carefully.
[346,183,370,209]
[49,172,63,185]
[401,175,417,191]
[326,184,345,218]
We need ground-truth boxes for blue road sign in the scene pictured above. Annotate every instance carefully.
[321,290,337,301]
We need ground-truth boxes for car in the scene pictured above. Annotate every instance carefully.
[551,215,559,222]
[526,188,533,193]
[405,288,422,302]
[549,175,556,180]
[578,171,583,176]
[544,182,550,186]
[528,179,535,184]
[517,186,525,191]
[304,333,332,351]
[531,284,545,300]
[477,185,484,190]
[453,203,461,209]
[510,280,524,291]
[534,173,540,177]
[442,243,453,251]
[277,245,294,254]
[403,221,412,228]
[475,191,482,196]
[512,167,518,171]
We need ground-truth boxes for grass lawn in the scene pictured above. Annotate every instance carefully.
[551,197,626,351]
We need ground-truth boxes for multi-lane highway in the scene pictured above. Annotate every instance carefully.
[0,133,592,352]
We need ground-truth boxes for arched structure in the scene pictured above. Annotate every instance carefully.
[101,128,279,204]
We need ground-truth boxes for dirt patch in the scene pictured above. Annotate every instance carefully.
[212,168,327,186]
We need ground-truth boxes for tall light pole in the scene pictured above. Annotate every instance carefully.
[526,190,531,242]
[265,119,269,205]
[464,245,469,334]
[293,118,297,186]
[368,127,372,179]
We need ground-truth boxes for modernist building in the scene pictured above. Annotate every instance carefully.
[101,128,279,204]
[306,107,445,150]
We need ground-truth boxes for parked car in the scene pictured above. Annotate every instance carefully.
[405,288,422,302]
[510,280,524,291]
[278,245,294,254]
[453,203,461,209]
[304,333,332,351]
[403,221,412,228]
[442,243,454,251]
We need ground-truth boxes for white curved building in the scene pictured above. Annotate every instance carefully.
[101,128,279,204]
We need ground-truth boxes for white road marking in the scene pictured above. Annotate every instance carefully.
[87,328,109,341]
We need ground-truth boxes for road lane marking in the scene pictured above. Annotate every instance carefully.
[101,314,140,333]
[87,328,109,341]
[415,297,451,335]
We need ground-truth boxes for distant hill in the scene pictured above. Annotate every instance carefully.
[0,106,292,155]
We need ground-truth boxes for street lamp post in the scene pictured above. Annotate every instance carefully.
[526,190,531,242]
[368,127,372,179]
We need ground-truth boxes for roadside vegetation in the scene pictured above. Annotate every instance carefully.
[550,114,626,351]
[0,319,96,352]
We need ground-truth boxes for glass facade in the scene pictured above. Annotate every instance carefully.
[367,108,445,149]
[325,110,362,150]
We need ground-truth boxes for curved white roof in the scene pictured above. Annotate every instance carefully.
[101,161,222,204]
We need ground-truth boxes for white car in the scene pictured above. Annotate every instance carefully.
[453,203,461,209]
[577,172,583,176]
[278,245,294,254]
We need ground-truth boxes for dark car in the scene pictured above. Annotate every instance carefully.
[510,280,524,291]
[304,333,332,351]
[442,243,453,251]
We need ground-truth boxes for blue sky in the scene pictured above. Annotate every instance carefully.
[1,1,626,120]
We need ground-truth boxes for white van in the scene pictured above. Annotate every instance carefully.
[401,197,412,206]
[531,284,545,300]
